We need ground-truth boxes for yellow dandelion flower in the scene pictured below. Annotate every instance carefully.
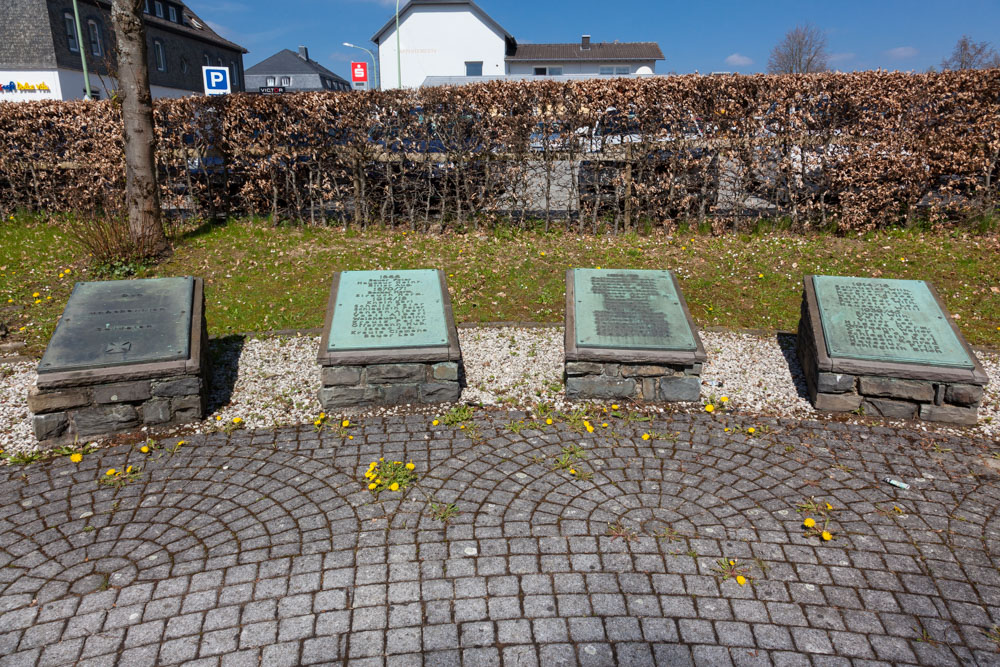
[546,418,553,425]
[720,396,728,403]
[821,531,832,541]
[642,433,650,441]
[178,440,186,446]
[406,462,415,471]
[46,296,52,300]
[70,453,83,463]
[140,445,149,453]
[390,482,399,491]
[34,299,41,304]
[729,559,736,566]
[569,469,577,475]
[232,417,242,424]
[611,404,619,410]
[601,422,608,428]
[758,273,764,278]
[460,425,466,429]
[342,419,350,427]
[747,427,755,434]
[595,266,601,269]
[681,246,686,250]
[314,420,322,427]
[432,420,439,426]
[64,269,71,274]
[826,502,834,510]
[216,415,222,421]
[380,457,384,462]
[803,517,816,528]
[540,251,546,256]
[319,412,325,419]
[368,482,376,490]
[32,292,39,298]
[705,404,715,413]
[736,575,747,586]
[348,436,353,440]
[106,468,116,476]
[126,465,133,474]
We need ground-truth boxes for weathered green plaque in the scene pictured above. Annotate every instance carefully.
[38,277,194,374]
[573,269,697,350]
[328,270,448,351]
[813,275,973,369]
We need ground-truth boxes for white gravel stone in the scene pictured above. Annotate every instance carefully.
[1,326,997,456]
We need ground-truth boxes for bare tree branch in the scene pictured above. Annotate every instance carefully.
[941,35,1000,71]
[768,24,830,74]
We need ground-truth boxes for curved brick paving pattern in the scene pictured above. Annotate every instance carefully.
[1,413,1000,665]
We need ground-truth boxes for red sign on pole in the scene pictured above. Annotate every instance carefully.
[351,62,369,83]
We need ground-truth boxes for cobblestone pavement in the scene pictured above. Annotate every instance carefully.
[2,411,1000,666]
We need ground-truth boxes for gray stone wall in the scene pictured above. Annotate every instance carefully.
[30,374,206,444]
[1,0,58,69]
[319,362,461,409]
[797,303,985,426]
[565,361,702,401]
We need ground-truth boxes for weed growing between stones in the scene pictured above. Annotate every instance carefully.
[364,459,417,497]
[605,520,639,543]
[1,441,96,466]
[427,499,460,524]
[711,558,750,586]
[552,444,587,472]
[796,497,836,541]
[99,465,143,490]
[982,625,1000,648]
[443,404,474,425]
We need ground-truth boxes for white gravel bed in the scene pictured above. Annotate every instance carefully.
[1,327,997,456]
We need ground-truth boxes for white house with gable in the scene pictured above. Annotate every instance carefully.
[371,0,663,89]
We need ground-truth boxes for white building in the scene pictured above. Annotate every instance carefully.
[371,0,663,89]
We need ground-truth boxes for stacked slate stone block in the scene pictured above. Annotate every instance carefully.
[564,269,707,402]
[319,361,460,408]
[318,270,462,409]
[565,361,702,401]
[30,277,209,445]
[798,275,989,426]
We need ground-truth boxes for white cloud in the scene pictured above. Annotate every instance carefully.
[724,53,753,67]
[828,52,856,63]
[886,46,918,59]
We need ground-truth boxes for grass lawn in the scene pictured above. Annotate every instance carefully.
[2,216,999,357]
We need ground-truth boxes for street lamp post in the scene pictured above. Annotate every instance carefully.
[342,42,379,91]
[71,0,93,99]
[395,0,401,88]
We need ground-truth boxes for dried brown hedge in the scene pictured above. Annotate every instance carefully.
[1,71,998,233]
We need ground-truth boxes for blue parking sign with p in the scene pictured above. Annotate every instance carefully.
[202,66,231,96]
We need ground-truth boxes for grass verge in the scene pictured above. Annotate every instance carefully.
[2,215,999,356]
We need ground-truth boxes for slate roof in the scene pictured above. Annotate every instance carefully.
[507,42,664,62]
[90,0,247,53]
[371,0,513,43]
[246,50,351,86]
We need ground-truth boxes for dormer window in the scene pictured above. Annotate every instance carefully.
[169,5,177,22]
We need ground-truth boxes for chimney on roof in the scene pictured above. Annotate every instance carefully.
[581,35,590,50]
[297,46,309,61]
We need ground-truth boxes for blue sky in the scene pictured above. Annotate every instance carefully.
[197,0,1000,79]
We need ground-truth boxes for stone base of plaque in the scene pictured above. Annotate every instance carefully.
[318,361,461,409]
[317,270,464,410]
[798,281,989,426]
[30,279,209,445]
[565,361,703,401]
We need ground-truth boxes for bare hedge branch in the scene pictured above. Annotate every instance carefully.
[1,71,998,234]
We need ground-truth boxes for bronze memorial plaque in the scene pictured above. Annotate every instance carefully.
[328,270,449,351]
[38,277,195,374]
[573,269,697,350]
[812,275,973,369]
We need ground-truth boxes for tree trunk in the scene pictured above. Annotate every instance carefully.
[111,0,168,256]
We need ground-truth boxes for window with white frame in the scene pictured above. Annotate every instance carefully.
[280,76,291,86]
[230,62,239,87]
[154,1,164,18]
[144,0,150,12]
[599,66,614,75]
[87,20,102,57]
[548,66,563,75]
[465,61,482,76]
[64,13,78,52]
[153,39,166,71]
[615,66,630,75]
[266,76,275,86]
[169,5,177,22]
